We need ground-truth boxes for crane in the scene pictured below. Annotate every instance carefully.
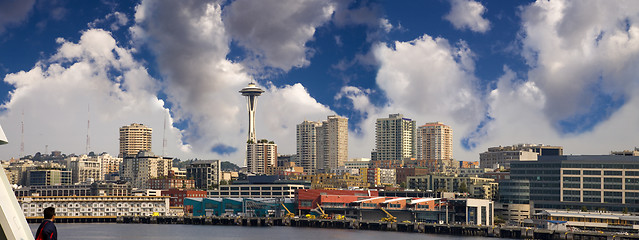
[315,204,330,219]
[281,203,295,218]
[380,207,397,223]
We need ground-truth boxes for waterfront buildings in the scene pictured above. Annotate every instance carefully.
[246,140,277,174]
[119,123,153,157]
[185,198,295,217]
[120,151,172,189]
[27,169,71,186]
[208,184,307,198]
[14,182,131,197]
[408,174,497,200]
[161,189,206,207]
[416,122,452,171]
[505,155,639,213]
[19,196,170,217]
[296,116,349,173]
[479,144,563,169]
[373,114,416,161]
[186,160,220,190]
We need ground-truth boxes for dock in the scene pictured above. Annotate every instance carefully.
[26,216,639,240]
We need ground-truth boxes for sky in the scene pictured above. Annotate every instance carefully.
[0,0,638,165]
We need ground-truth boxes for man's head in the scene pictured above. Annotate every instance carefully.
[43,207,55,220]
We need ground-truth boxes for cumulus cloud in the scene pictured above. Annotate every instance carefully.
[466,0,639,157]
[89,11,129,31]
[520,0,639,134]
[338,34,485,160]
[131,0,339,163]
[0,29,189,159]
[0,0,35,34]
[223,0,335,72]
[444,0,491,33]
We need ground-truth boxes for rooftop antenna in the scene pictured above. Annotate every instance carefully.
[162,116,167,156]
[86,104,91,154]
[20,110,24,158]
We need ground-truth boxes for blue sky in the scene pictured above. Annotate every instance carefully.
[1,0,638,164]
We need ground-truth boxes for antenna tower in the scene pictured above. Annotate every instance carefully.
[162,116,167,156]
[20,110,24,158]
[86,104,91,154]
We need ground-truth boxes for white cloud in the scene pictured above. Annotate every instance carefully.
[338,34,485,160]
[0,0,35,34]
[468,0,639,157]
[130,0,339,164]
[88,11,130,31]
[0,29,189,159]
[444,0,490,33]
[223,0,335,72]
[379,18,393,33]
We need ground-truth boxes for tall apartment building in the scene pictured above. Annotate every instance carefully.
[246,140,277,174]
[297,121,321,174]
[373,114,416,161]
[479,143,563,169]
[119,123,152,157]
[66,155,102,184]
[317,115,349,171]
[120,151,172,189]
[416,122,453,161]
[186,160,220,190]
[296,115,349,174]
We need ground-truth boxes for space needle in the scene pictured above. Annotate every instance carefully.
[239,82,264,143]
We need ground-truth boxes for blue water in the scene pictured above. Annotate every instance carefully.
[30,223,496,240]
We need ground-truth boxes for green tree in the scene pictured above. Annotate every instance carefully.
[581,206,588,212]
[458,182,468,193]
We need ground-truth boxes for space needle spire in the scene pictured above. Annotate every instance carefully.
[239,82,264,143]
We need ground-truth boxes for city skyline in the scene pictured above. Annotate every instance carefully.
[0,1,638,165]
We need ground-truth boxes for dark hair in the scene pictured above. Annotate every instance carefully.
[44,207,55,219]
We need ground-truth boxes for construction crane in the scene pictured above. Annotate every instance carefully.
[380,207,397,223]
[315,204,330,219]
[281,203,295,218]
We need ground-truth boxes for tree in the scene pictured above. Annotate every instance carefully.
[581,206,588,212]
[458,182,468,193]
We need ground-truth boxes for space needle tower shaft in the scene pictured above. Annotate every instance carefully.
[239,82,264,143]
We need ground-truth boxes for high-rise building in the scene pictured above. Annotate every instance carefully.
[374,114,416,161]
[120,151,172,189]
[296,115,349,174]
[416,122,453,172]
[297,120,321,174]
[479,144,563,169]
[416,122,452,161]
[317,115,349,171]
[186,160,220,190]
[119,123,152,157]
[246,140,277,174]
